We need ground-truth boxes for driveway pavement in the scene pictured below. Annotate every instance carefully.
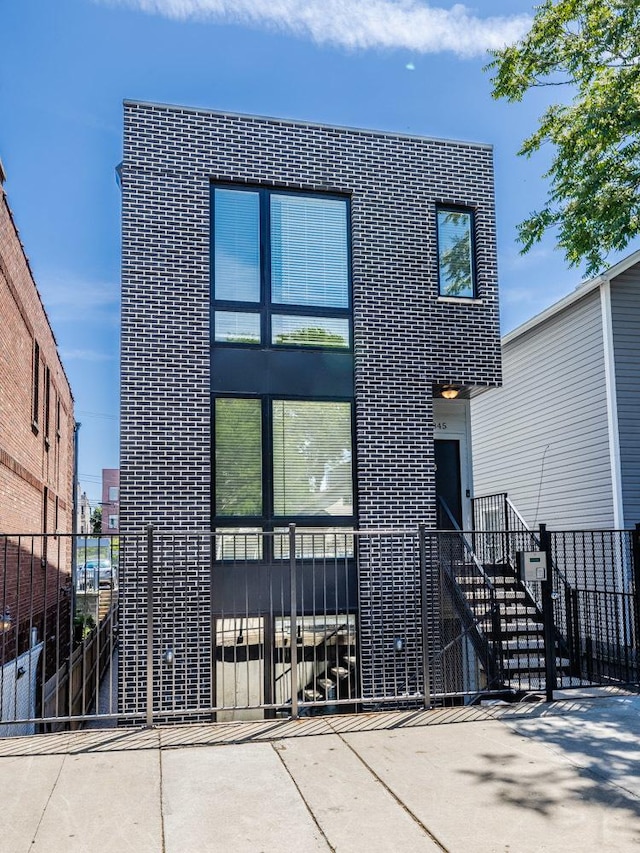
[1,691,639,852]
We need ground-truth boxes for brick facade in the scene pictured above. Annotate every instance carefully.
[120,102,501,713]
[0,170,75,665]
[101,468,120,534]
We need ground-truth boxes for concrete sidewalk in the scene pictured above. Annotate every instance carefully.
[1,693,639,852]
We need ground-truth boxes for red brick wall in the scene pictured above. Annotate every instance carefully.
[0,185,75,536]
[101,468,119,534]
[0,182,75,662]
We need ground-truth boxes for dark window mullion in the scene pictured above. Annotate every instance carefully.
[270,304,350,318]
[262,396,274,560]
[213,300,263,312]
[261,189,271,348]
[209,184,216,320]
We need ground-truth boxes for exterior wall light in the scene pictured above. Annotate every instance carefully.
[441,386,459,399]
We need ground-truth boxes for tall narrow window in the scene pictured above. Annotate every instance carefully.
[437,207,476,298]
[215,398,262,517]
[32,341,40,430]
[44,367,51,447]
[214,188,260,302]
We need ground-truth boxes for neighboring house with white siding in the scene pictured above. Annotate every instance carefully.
[471,250,640,531]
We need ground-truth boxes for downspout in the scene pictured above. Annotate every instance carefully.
[600,280,624,529]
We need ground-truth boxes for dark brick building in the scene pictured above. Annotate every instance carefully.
[120,102,501,716]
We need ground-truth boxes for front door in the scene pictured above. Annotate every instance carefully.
[435,439,462,529]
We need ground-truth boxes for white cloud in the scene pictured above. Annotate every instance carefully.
[37,273,119,324]
[59,349,116,362]
[99,0,530,58]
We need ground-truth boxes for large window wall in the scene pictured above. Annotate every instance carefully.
[211,184,355,554]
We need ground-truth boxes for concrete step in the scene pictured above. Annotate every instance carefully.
[501,605,539,618]
[457,585,527,602]
[316,678,336,695]
[503,656,571,672]
[484,619,542,634]
[503,637,545,651]
[456,576,520,589]
[505,675,585,690]
[330,666,351,680]
[303,689,323,702]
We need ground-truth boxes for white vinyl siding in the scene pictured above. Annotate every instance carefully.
[471,289,615,529]
[610,267,640,528]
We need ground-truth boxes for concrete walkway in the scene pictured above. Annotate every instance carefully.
[1,692,639,852]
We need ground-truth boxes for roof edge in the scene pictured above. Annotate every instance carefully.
[502,248,640,346]
[122,99,494,152]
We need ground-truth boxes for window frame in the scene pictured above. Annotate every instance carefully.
[214,395,264,520]
[435,204,477,300]
[211,184,353,352]
[44,365,51,449]
[32,340,40,433]
[212,393,357,537]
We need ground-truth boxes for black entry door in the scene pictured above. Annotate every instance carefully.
[434,439,462,529]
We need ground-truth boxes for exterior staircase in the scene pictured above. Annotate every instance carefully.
[445,548,573,698]
[437,493,576,698]
[299,628,358,715]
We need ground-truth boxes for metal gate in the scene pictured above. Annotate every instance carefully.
[429,524,640,700]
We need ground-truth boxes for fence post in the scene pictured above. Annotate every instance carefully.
[539,523,557,702]
[503,493,511,570]
[289,523,299,719]
[566,587,581,678]
[146,524,155,727]
[418,524,432,710]
[633,524,640,660]
[490,590,503,689]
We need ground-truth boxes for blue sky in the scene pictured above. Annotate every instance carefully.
[2,0,635,505]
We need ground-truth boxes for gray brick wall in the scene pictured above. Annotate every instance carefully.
[120,101,501,714]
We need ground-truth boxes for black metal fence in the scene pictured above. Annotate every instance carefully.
[0,524,638,735]
[0,533,118,735]
[548,528,638,687]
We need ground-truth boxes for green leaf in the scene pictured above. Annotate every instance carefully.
[487,0,640,273]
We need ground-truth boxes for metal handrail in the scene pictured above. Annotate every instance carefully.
[437,497,496,592]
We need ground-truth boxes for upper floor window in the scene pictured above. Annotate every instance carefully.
[212,186,351,349]
[108,486,119,502]
[437,207,476,299]
[32,340,40,431]
[44,366,51,448]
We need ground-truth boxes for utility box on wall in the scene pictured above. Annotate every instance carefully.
[517,551,547,582]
